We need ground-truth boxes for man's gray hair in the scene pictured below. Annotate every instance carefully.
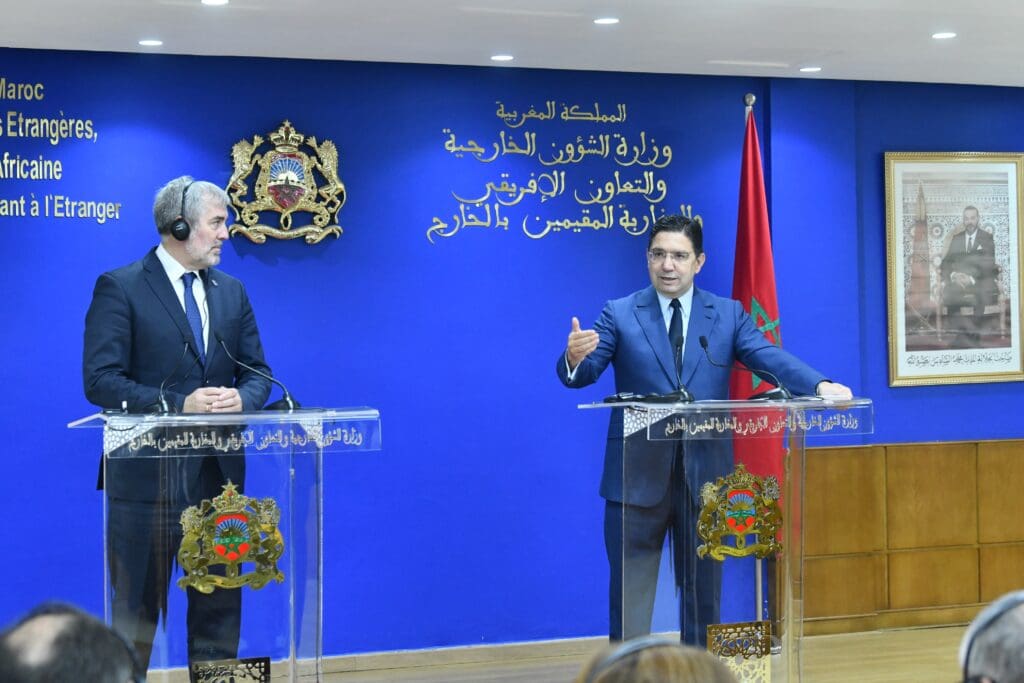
[153,175,230,235]
[0,602,143,683]
[960,590,1024,683]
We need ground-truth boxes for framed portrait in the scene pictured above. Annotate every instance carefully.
[885,152,1024,386]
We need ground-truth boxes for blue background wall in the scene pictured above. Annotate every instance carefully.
[1,47,1022,655]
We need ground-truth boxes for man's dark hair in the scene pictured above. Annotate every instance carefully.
[648,214,704,255]
[0,602,144,683]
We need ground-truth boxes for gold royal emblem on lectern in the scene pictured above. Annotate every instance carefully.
[178,482,285,593]
[226,120,346,244]
[696,463,782,561]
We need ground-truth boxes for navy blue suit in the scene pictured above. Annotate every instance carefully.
[83,247,272,668]
[557,285,825,643]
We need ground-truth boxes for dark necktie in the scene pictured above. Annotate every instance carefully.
[182,272,206,366]
[669,298,683,381]
[967,233,974,252]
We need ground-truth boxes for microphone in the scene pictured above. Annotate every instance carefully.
[698,335,792,400]
[156,341,192,413]
[664,385,695,403]
[669,340,695,403]
[216,336,299,411]
[603,390,693,404]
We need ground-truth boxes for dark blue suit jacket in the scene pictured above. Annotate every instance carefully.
[557,285,825,507]
[83,247,272,500]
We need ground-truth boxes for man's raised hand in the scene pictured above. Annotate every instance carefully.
[567,316,600,369]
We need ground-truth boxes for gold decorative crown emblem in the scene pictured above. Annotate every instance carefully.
[696,463,783,561]
[267,122,305,151]
[226,120,346,244]
[178,481,285,593]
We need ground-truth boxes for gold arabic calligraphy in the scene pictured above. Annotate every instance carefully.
[429,99,696,243]
[495,100,628,127]
[662,412,861,438]
[126,427,366,454]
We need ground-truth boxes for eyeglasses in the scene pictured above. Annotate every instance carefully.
[647,249,691,264]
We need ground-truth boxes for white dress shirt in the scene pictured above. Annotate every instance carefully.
[155,243,210,353]
[655,287,694,341]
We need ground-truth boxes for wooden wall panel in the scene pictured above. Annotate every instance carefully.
[978,440,1024,544]
[805,446,885,556]
[804,440,1024,633]
[804,555,884,618]
[889,549,978,610]
[980,544,1024,601]
[887,444,977,549]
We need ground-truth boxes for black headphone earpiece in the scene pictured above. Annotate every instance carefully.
[168,181,194,241]
[584,635,680,683]
[962,591,1024,682]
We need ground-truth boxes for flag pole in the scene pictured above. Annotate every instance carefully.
[743,90,764,624]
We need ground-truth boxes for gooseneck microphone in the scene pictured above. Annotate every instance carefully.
[157,341,194,413]
[216,336,299,411]
[665,382,695,403]
[698,335,792,400]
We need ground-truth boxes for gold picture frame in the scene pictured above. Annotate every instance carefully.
[885,152,1024,386]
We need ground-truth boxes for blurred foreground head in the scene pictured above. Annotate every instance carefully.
[575,635,738,683]
[0,602,144,683]
[960,590,1024,683]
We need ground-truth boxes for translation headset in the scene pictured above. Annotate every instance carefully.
[166,180,195,241]
[584,635,680,683]
[961,590,1024,683]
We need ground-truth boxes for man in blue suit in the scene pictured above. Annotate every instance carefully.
[83,176,272,671]
[557,214,850,645]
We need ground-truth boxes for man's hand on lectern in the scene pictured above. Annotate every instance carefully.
[815,381,853,400]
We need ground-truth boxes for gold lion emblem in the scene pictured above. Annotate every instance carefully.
[178,482,285,593]
[697,463,783,561]
[226,120,346,244]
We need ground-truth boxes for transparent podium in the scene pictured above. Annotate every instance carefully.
[582,397,872,683]
[69,408,381,683]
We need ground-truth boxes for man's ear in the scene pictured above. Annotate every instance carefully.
[694,252,706,273]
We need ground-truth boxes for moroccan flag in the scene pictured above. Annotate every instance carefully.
[730,108,785,480]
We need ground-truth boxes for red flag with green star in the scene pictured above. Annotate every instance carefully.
[730,108,785,479]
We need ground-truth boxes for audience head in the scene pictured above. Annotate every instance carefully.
[960,590,1024,683]
[0,602,144,683]
[575,635,737,683]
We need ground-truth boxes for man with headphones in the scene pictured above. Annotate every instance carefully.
[82,175,272,673]
[960,590,1024,683]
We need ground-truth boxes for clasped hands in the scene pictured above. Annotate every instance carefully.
[183,387,242,413]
